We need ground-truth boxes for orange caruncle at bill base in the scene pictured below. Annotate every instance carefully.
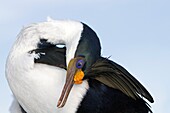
[74,69,84,84]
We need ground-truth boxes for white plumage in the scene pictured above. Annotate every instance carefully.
[6,19,89,113]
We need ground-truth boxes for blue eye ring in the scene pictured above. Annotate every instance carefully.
[76,60,85,69]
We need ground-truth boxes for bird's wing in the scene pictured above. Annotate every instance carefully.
[86,57,154,103]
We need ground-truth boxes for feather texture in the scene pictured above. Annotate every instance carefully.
[85,57,154,103]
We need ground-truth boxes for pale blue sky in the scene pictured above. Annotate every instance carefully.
[0,0,170,113]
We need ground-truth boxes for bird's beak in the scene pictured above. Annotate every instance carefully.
[57,58,84,108]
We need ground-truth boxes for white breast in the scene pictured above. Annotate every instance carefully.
[6,63,89,113]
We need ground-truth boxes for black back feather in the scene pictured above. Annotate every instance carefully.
[77,79,152,113]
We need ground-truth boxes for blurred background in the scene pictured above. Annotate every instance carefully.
[0,0,170,113]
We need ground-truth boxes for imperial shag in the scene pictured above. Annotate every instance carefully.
[6,18,154,113]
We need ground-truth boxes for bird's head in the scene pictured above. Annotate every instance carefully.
[57,22,101,108]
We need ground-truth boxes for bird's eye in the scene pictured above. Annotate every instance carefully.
[76,60,85,69]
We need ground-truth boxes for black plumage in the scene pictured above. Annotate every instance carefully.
[30,39,66,69]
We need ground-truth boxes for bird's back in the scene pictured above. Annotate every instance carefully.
[77,79,152,113]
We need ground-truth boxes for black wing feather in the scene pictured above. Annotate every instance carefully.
[85,57,154,103]
[33,47,66,69]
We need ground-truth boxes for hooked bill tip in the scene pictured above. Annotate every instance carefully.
[57,100,62,108]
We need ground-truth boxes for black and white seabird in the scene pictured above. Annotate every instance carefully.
[6,18,154,113]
